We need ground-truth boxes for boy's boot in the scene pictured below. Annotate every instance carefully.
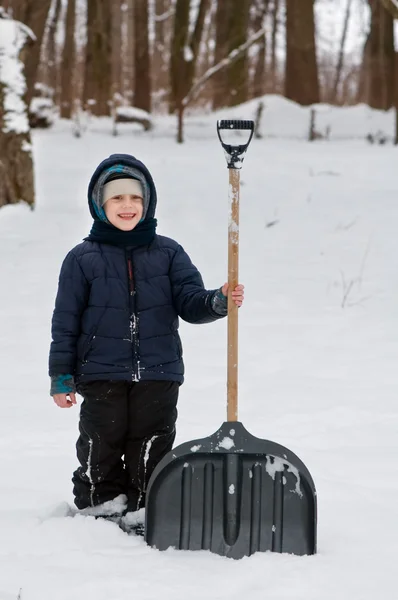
[78,493,127,524]
[119,507,145,536]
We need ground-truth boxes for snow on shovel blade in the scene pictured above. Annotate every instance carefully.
[145,421,317,559]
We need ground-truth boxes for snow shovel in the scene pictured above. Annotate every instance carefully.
[144,120,317,558]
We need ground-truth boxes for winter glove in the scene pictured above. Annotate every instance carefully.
[211,288,228,317]
[50,374,76,396]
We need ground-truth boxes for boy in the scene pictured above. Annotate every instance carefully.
[49,153,244,528]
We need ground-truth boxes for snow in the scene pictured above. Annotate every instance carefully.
[218,437,235,450]
[218,93,397,141]
[265,457,303,498]
[184,45,194,62]
[116,105,151,121]
[190,444,202,452]
[121,507,145,528]
[0,17,31,134]
[140,435,158,505]
[30,97,56,123]
[79,494,128,517]
[0,100,397,598]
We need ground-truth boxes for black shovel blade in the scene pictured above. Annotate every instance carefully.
[145,422,317,558]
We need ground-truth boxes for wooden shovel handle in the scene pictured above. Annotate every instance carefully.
[227,168,240,422]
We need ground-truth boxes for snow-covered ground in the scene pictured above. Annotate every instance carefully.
[0,103,397,599]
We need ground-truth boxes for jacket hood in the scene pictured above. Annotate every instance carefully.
[87,154,157,222]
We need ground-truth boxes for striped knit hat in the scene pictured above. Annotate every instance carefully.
[91,164,151,223]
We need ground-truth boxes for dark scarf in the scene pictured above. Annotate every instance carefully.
[84,217,157,248]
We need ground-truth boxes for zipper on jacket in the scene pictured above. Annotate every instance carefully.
[126,251,140,381]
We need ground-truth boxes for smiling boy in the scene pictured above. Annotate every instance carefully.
[49,153,244,529]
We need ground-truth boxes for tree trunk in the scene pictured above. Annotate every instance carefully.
[12,0,53,106]
[212,0,229,109]
[226,0,251,107]
[122,0,134,103]
[169,0,190,114]
[153,0,166,78]
[134,0,151,111]
[111,0,122,101]
[183,26,267,109]
[367,0,395,110]
[46,0,62,98]
[60,0,76,119]
[332,0,352,103]
[153,0,170,101]
[380,0,398,19]
[270,0,279,91]
[199,3,215,77]
[356,30,371,103]
[252,0,269,98]
[253,38,266,98]
[285,0,319,106]
[83,0,112,116]
[0,15,35,209]
[185,0,209,90]
[169,0,209,115]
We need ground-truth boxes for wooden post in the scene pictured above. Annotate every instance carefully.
[395,105,398,145]
[254,101,264,139]
[309,108,316,141]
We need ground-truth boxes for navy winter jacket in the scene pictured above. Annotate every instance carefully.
[49,155,226,386]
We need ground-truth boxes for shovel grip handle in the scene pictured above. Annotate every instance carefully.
[217,120,254,169]
[218,120,254,130]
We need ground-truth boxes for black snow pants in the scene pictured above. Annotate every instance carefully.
[72,380,179,512]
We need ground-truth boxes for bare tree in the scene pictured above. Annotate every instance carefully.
[198,3,216,78]
[177,25,266,142]
[83,0,112,115]
[270,0,279,91]
[0,10,35,209]
[134,0,151,111]
[252,0,269,98]
[357,24,371,103]
[153,0,166,88]
[46,0,62,97]
[153,0,172,103]
[122,0,134,103]
[285,0,319,105]
[212,0,251,107]
[60,0,76,119]
[367,0,394,109]
[169,0,210,120]
[111,0,122,101]
[212,0,229,108]
[380,0,398,18]
[226,0,251,106]
[11,0,53,105]
[332,0,353,103]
